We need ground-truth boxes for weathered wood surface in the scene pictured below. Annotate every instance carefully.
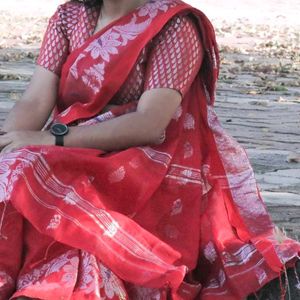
[0,50,299,240]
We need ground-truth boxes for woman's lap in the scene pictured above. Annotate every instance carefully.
[0,201,23,299]
[0,145,300,299]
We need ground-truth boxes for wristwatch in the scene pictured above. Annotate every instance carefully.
[50,123,69,146]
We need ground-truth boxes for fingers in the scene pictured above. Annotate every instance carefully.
[0,134,12,149]
[0,143,15,155]
[0,141,10,149]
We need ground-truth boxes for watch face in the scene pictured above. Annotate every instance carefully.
[51,123,69,136]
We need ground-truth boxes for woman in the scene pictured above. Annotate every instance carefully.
[0,0,299,299]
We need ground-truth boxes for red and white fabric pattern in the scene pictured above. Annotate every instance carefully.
[0,1,300,300]
[37,2,99,76]
[37,1,203,104]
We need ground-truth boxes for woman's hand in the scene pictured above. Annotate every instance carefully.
[0,130,54,154]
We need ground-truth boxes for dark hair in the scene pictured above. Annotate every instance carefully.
[72,0,102,6]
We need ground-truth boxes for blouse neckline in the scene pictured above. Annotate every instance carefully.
[89,0,150,37]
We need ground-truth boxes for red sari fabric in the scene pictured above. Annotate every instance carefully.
[36,1,204,104]
[0,1,300,299]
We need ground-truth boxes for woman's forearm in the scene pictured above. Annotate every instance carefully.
[3,100,51,132]
[64,110,163,151]
[65,89,181,152]
[1,88,180,153]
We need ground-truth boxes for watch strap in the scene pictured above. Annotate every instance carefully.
[55,135,64,146]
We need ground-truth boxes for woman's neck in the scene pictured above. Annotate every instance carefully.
[102,0,147,19]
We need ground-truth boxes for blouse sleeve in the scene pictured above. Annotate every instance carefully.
[36,5,70,76]
[144,15,204,97]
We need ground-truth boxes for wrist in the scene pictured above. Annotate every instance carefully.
[50,123,70,146]
[43,130,56,146]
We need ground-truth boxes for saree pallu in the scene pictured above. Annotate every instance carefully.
[0,0,300,299]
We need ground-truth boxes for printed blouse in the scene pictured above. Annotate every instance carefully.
[37,1,204,103]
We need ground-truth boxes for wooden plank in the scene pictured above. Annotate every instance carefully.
[267,205,300,240]
[0,80,29,92]
[0,61,34,80]
[246,149,299,173]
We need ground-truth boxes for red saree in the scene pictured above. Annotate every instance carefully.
[0,0,299,299]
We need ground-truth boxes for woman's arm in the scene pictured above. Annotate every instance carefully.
[2,66,59,132]
[0,12,201,153]
[65,88,182,151]
[0,88,181,153]
[3,2,71,132]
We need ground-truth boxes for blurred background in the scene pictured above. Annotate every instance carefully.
[0,0,299,52]
[0,1,300,238]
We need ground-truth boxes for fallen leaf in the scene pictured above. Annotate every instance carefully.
[277,96,287,102]
[273,226,288,244]
[248,90,258,95]
[249,100,269,107]
[286,153,300,163]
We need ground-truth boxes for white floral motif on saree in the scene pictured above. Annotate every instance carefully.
[70,0,178,94]
[17,251,79,291]
[138,0,176,18]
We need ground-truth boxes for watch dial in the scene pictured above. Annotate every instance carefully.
[52,123,69,136]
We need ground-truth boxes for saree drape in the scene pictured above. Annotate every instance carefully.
[0,1,299,299]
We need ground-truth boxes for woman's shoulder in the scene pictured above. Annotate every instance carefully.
[56,1,84,15]
[152,14,200,46]
[56,1,85,19]
[49,1,87,37]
